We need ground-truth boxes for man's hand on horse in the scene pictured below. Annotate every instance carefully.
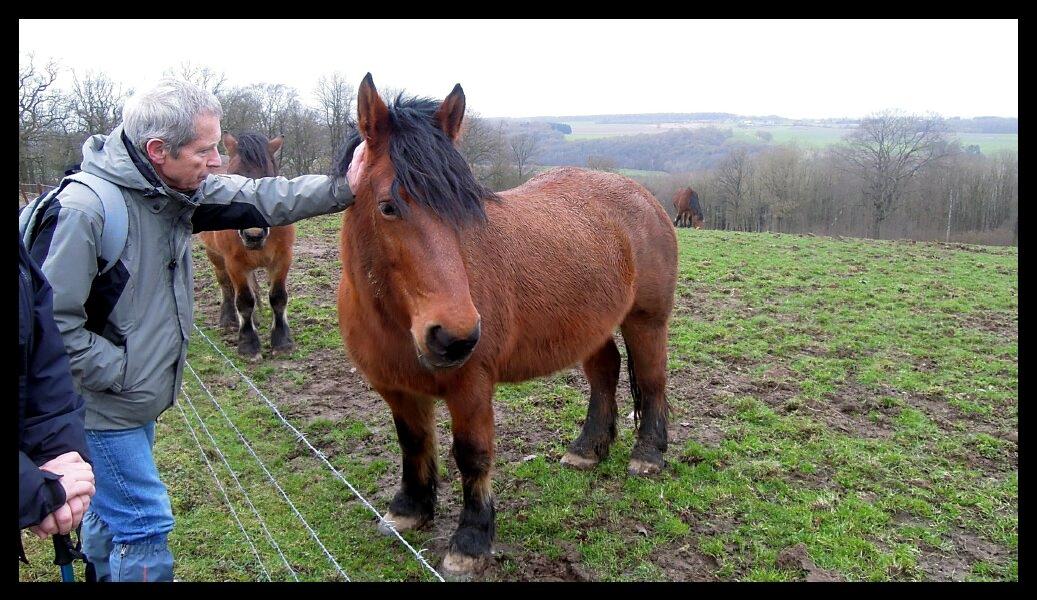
[347,141,367,192]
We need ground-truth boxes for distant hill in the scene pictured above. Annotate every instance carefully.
[499,113,1017,134]
[944,116,1018,134]
[486,113,1017,175]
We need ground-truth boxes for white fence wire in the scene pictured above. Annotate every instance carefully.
[182,323,444,582]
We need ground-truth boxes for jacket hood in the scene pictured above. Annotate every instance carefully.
[79,123,193,203]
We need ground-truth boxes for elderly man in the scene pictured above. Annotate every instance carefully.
[25,78,365,582]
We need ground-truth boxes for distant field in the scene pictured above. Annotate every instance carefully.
[562,121,1018,155]
[616,168,670,179]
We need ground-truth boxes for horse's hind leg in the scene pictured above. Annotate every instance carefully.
[620,316,671,476]
[379,389,438,535]
[267,258,294,354]
[206,247,238,331]
[561,337,620,470]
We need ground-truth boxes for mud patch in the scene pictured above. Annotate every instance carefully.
[915,527,1012,581]
[776,543,844,581]
[646,541,721,581]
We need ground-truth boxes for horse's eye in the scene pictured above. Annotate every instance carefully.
[378,201,398,218]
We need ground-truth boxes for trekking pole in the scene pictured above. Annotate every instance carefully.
[52,532,83,582]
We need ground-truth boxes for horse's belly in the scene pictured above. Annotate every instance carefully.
[494,297,629,383]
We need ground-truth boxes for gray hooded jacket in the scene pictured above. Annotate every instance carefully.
[27,123,354,430]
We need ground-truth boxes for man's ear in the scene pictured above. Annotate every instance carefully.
[145,138,168,164]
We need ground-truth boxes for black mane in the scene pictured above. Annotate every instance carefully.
[332,93,498,228]
[235,131,276,176]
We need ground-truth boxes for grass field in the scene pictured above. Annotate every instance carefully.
[19,221,1017,582]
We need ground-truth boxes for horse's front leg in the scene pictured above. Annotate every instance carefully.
[267,259,294,354]
[229,266,262,359]
[379,389,439,534]
[206,247,238,331]
[442,376,496,577]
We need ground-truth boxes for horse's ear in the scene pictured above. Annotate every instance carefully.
[435,83,466,142]
[357,73,390,147]
[222,132,238,157]
[268,135,284,159]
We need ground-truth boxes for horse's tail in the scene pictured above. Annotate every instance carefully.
[624,339,643,429]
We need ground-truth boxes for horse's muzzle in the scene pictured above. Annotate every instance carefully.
[239,228,269,250]
[420,321,481,370]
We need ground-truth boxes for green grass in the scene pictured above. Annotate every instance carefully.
[19,227,1017,582]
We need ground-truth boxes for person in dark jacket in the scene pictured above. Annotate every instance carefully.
[19,237,95,563]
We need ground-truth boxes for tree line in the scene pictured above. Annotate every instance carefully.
[18,57,551,200]
[19,56,1017,245]
[648,113,1018,246]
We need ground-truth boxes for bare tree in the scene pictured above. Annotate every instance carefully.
[314,71,355,151]
[218,86,265,136]
[714,147,754,231]
[69,71,129,135]
[586,155,618,173]
[458,111,497,168]
[19,54,65,183]
[486,122,518,191]
[758,145,803,233]
[163,61,227,96]
[837,111,952,239]
[279,105,324,177]
[256,84,296,137]
[509,131,542,180]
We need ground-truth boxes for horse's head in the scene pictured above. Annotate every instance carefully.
[339,74,495,371]
[223,131,283,250]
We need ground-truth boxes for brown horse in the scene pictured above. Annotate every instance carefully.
[199,132,296,358]
[672,186,704,228]
[335,74,678,577]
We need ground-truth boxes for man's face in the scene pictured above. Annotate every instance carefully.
[148,113,222,192]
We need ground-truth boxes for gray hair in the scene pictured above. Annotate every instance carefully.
[122,78,223,157]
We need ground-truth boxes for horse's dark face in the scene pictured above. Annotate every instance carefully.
[222,131,283,251]
[350,74,484,371]
[238,227,270,249]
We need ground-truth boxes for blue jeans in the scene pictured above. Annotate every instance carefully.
[81,422,174,582]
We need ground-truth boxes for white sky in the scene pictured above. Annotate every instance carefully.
[19,19,1018,120]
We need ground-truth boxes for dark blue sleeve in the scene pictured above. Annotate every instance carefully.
[19,452,66,529]
[18,239,91,529]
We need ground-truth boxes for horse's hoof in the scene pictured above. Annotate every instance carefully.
[271,343,295,355]
[628,458,663,476]
[239,351,262,362]
[376,512,430,535]
[560,451,599,470]
[441,551,488,580]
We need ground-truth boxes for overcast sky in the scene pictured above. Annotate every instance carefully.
[19,19,1018,120]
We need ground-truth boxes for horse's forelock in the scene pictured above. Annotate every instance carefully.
[387,95,498,228]
[333,95,497,229]
[234,132,276,176]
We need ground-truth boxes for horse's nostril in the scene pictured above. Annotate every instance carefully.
[426,323,480,363]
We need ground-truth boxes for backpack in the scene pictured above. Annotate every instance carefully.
[18,170,128,275]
